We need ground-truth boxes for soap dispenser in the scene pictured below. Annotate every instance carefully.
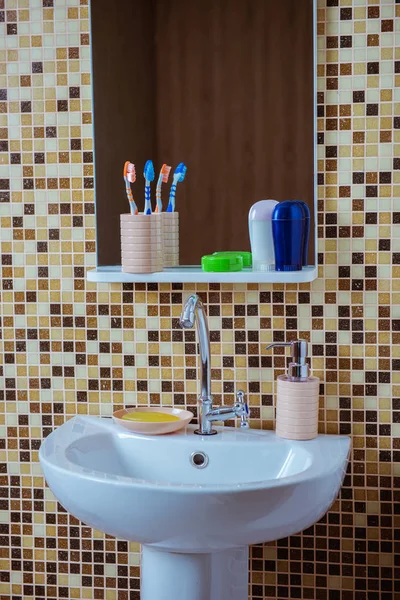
[266,340,319,440]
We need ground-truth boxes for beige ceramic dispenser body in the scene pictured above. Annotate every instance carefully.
[275,375,319,440]
[267,340,319,441]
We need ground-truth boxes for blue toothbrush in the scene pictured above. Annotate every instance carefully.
[166,162,187,212]
[143,160,155,214]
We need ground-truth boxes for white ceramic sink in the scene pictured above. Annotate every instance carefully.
[40,416,350,600]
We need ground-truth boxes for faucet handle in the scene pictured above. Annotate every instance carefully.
[235,390,250,429]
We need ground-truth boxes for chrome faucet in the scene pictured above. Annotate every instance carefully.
[180,294,249,435]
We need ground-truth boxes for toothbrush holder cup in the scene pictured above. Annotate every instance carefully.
[162,212,179,268]
[120,213,163,274]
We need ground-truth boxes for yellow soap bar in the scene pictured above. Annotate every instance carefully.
[122,411,180,423]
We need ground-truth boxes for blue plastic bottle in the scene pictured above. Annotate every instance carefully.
[272,201,306,271]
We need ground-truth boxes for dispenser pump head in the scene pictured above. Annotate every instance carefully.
[266,339,310,379]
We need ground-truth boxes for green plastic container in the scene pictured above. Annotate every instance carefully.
[213,251,252,268]
[202,253,243,272]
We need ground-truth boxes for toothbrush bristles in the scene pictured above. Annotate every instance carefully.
[126,162,136,183]
[161,164,171,183]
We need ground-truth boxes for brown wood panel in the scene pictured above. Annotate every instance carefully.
[91,0,156,266]
[155,0,314,264]
[92,0,315,266]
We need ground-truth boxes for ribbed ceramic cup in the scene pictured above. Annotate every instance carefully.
[121,213,163,274]
[162,212,179,267]
[275,377,319,441]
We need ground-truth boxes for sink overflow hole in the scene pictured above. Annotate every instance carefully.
[190,451,209,469]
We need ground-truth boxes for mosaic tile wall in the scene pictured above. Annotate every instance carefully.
[0,0,399,599]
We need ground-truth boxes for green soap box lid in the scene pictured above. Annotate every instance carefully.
[214,251,252,268]
[201,251,252,272]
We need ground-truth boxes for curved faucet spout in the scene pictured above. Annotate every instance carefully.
[179,293,196,329]
[180,294,249,435]
[180,294,211,402]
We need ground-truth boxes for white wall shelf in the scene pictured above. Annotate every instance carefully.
[87,265,318,284]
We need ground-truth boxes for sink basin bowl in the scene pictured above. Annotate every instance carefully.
[40,416,350,553]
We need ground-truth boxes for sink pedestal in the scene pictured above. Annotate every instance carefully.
[141,545,248,600]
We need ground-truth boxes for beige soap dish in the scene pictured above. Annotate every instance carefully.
[112,407,194,435]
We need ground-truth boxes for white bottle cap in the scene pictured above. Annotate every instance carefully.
[248,200,279,271]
